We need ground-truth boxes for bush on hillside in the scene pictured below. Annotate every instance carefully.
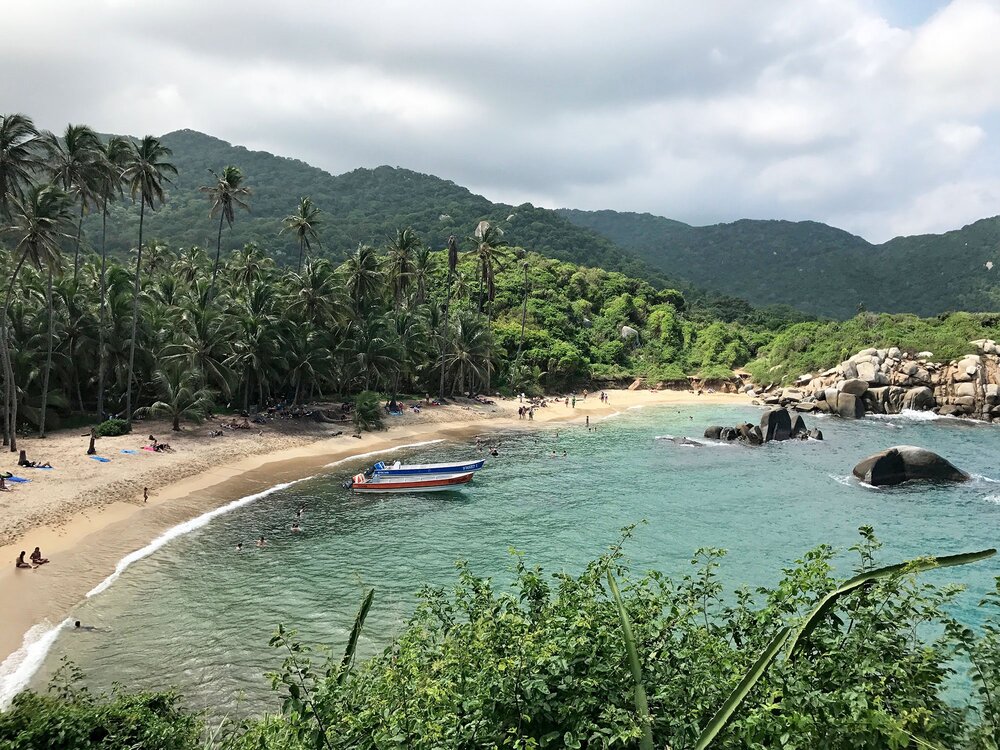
[94,418,131,437]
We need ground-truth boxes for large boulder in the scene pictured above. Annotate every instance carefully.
[833,392,865,419]
[856,361,878,382]
[902,386,934,411]
[704,426,723,440]
[852,446,970,486]
[789,413,808,438]
[760,408,792,442]
[839,378,869,396]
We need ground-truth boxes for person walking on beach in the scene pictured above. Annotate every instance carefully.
[143,487,149,503]
[528,407,534,420]
[572,396,576,408]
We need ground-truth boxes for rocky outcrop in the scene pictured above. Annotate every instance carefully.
[852,446,971,486]
[706,407,819,446]
[763,340,1000,421]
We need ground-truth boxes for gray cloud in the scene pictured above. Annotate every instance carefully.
[4,0,999,242]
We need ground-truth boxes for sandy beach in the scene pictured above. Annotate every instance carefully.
[0,388,747,683]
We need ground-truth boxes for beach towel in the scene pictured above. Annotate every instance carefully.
[141,446,156,452]
[30,465,53,470]
[7,476,29,483]
[120,449,138,454]
[90,456,111,463]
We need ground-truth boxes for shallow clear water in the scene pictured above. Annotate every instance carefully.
[33,404,1000,716]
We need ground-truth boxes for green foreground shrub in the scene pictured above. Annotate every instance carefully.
[2,530,997,749]
[93,418,131,437]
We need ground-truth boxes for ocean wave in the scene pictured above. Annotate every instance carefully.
[829,474,854,486]
[323,439,445,468]
[970,473,1000,484]
[986,494,1000,505]
[0,618,72,710]
[866,409,953,422]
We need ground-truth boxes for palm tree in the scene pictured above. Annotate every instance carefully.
[44,124,102,281]
[386,227,421,311]
[438,235,459,399]
[0,114,44,222]
[411,245,434,306]
[121,135,176,422]
[469,220,508,319]
[342,244,384,313]
[133,367,214,431]
[2,185,73,447]
[201,166,250,301]
[0,114,44,445]
[445,309,493,396]
[281,197,322,273]
[95,136,130,420]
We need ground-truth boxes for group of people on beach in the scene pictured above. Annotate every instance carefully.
[15,546,49,569]
[517,405,535,420]
[236,504,305,552]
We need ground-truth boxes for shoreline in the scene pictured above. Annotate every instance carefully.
[0,389,748,704]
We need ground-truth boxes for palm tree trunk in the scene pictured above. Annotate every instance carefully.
[97,198,109,420]
[298,236,304,274]
[3,250,30,451]
[172,415,180,431]
[243,371,251,413]
[39,265,54,438]
[125,200,145,421]
[438,272,453,400]
[73,200,85,283]
[514,264,528,373]
[208,211,225,303]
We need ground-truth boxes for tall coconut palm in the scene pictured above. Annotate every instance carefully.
[44,124,102,281]
[469,220,507,318]
[342,244,384,313]
[513,248,530,369]
[201,165,250,301]
[0,114,44,222]
[411,245,434,306]
[2,185,73,447]
[438,235,459,399]
[121,135,176,422]
[95,136,130,420]
[0,114,44,444]
[281,196,322,273]
[386,227,421,311]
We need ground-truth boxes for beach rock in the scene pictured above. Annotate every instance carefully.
[839,378,869,396]
[793,401,819,412]
[917,351,933,358]
[703,426,723,440]
[856,361,878,382]
[833,392,865,419]
[789,413,808,438]
[852,446,970,486]
[739,422,764,446]
[903,387,934,411]
[888,347,902,360]
[719,427,739,441]
[760,407,792,442]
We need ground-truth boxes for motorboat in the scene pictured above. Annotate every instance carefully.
[369,458,486,477]
[345,471,475,493]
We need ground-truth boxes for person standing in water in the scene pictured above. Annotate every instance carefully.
[236,542,243,552]
[256,536,267,548]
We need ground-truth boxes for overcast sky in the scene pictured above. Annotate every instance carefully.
[4,0,999,243]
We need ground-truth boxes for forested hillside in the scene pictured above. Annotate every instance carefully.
[558,208,1000,318]
[84,130,664,285]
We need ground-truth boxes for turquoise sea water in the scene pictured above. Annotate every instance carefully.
[29,404,1000,716]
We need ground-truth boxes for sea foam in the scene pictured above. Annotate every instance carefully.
[0,618,72,710]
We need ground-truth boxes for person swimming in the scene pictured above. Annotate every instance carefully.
[291,521,301,532]
[256,536,267,548]
[236,542,243,552]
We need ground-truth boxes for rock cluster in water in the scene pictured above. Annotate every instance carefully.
[754,340,1000,421]
[852,446,970,486]
[705,407,822,445]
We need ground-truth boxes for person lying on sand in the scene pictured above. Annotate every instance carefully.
[30,547,49,565]
[17,450,51,468]
[16,551,33,569]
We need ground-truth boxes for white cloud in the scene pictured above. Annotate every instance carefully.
[1,0,999,244]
